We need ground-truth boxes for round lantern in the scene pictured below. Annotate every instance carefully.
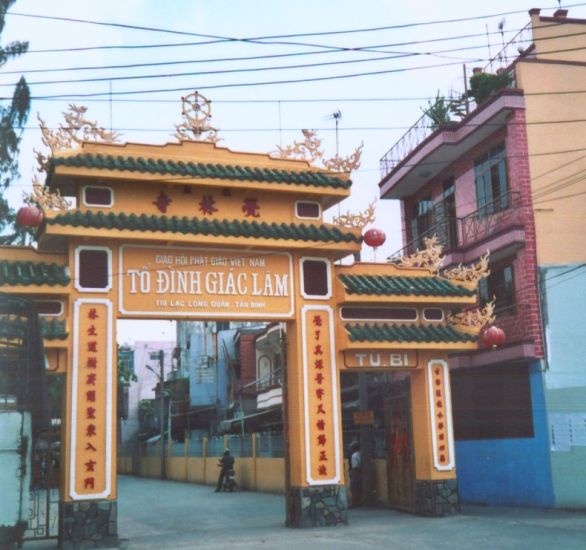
[16,206,44,227]
[482,325,506,349]
[364,228,386,248]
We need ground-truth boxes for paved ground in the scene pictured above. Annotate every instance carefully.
[28,475,586,549]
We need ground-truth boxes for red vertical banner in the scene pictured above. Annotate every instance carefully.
[302,305,341,485]
[70,299,113,499]
[428,360,455,471]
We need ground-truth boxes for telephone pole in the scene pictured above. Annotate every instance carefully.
[158,349,166,480]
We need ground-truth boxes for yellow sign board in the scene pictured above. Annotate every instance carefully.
[119,245,294,318]
[353,410,375,425]
[342,350,418,369]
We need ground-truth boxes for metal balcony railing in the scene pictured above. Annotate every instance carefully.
[388,191,524,260]
[379,24,532,182]
[388,216,459,261]
[379,113,431,178]
[460,191,523,248]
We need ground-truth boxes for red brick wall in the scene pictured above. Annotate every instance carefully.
[399,108,544,358]
[504,109,544,357]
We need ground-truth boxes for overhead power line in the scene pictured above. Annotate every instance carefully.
[3,26,583,86]
[14,118,586,133]
[14,89,586,104]
[6,41,585,90]
[9,3,586,43]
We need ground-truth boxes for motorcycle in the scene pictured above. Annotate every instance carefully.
[220,466,236,492]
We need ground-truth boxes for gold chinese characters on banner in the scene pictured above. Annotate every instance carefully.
[428,360,454,472]
[71,300,113,499]
[303,306,341,485]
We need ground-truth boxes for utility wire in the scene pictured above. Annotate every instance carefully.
[5,22,579,79]
[7,41,586,98]
[9,3,586,42]
[22,26,532,56]
[14,118,586,133]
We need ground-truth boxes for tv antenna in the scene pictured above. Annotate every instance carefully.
[325,110,342,157]
[498,19,507,66]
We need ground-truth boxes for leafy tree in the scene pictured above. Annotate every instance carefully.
[0,0,30,244]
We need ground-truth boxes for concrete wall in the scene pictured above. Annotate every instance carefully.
[518,56,586,266]
[118,450,392,504]
[541,264,586,507]
[454,361,555,507]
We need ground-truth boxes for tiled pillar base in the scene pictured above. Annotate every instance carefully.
[59,500,118,549]
[414,479,460,516]
[286,485,348,528]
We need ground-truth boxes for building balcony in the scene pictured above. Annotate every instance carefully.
[379,90,525,200]
[391,191,526,267]
[378,17,534,198]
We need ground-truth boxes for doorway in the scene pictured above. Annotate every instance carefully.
[385,375,415,512]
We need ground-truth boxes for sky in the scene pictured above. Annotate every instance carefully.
[3,0,585,343]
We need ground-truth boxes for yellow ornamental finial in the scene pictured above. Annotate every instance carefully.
[35,105,121,172]
[25,175,70,212]
[443,252,491,285]
[333,198,377,230]
[174,91,220,143]
[274,129,363,174]
[274,129,324,163]
[395,235,445,275]
[447,299,496,333]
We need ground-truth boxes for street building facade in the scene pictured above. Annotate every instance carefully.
[378,7,586,508]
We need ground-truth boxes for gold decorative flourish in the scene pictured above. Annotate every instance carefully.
[274,129,363,173]
[35,105,121,172]
[443,252,490,285]
[333,198,376,229]
[323,143,363,173]
[395,236,445,274]
[24,175,70,211]
[447,300,496,330]
[274,129,324,163]
[174,91,220,143]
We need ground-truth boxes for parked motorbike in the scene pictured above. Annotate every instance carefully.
[219,465,236,492]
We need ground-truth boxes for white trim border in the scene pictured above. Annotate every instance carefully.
[427,359,455,472]
[70,298,113,500]
[74,245,113,293]
[299,256,332,301]
[301,304,341,485]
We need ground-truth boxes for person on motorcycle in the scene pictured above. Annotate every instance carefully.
[215,449,235,492]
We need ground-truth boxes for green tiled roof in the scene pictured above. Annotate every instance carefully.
[47,210,361,244]
[0,317,67,341]
[0,260,70,287]
[339,274,474,297]
[41,318,68,340]
[49,153,351,190]
[345,323,477,343]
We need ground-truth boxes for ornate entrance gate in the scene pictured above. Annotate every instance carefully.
[385,376,414,511]
[1,114,492,546]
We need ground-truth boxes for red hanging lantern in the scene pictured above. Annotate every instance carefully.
[16,206,44,227]
[363,228,386,248]
[482,325,506,349]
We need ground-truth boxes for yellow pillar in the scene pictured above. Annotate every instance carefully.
[284,254,347,527]
[409,352,459,515]
[58,241,120,548]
